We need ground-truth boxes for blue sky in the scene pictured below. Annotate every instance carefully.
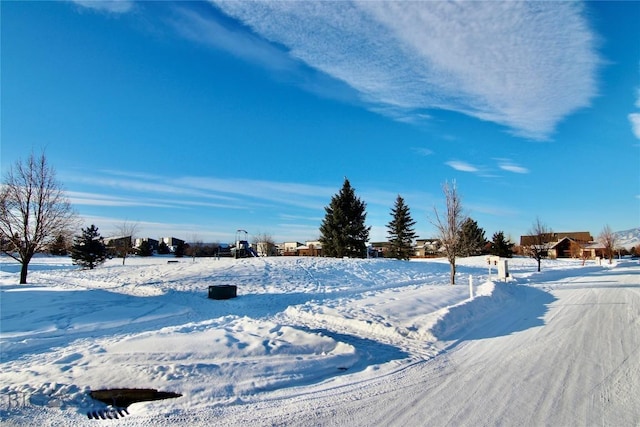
[2,0,639,245]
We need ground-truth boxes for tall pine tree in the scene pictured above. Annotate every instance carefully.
[319,178,370,258]
[71,224,107,269]
[386,195,417,260]
[490,231,514,258]
[458,218,487,257]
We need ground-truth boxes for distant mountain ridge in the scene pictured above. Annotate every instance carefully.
[613,227,640,249]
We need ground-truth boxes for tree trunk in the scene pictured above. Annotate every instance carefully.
[450,262,456,285]
[537,258,541,272]
[20,262,29,284]
[19,252,34,284]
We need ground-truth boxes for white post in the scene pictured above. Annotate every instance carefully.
[469,275,474,299]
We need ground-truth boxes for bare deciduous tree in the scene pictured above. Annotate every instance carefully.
[525,217,552,272]
[187,234,203,261]
[598,225,617,264]
[253,231,276,257]
[0,152,77,283]
[113,221,139,265]
[430,180,466,285]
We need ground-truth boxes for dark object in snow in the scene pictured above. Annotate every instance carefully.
[90,388,181,408]
[209,285,237,299]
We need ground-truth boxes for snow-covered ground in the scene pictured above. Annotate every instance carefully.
[1,255,638,426]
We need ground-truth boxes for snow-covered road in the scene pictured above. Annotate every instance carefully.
[192,262,640,426]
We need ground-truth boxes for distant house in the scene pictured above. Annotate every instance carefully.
[370,242,391,258]
[581,242,606,259]
[414,239,441,258]
[134,238,159,252]
[278,242,303,256]
[521,231,604,260]
[520,232,593,247]
[160,237,185,253]
[104,236,132,256]
[297,241,323,257]
[548,237,580,259]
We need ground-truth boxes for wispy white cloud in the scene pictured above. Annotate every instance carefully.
[412,147,434,157]
[68,191,170,208]
[70,0,134,14]
[68,1,600,139]
[68,189,245,211]
[446,161,480,173]
[167,4,359,105]
[173,176,335,210]
[66,170,238,203]
[496,159,530,174]
[629,88,640,140]
[630,114,640,140]
[67,170,335,212]
[209,1,599,140]
[169,6,296,73]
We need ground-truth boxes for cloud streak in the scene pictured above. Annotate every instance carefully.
[209,1,599,140]
[445,158,529,176]
[629,88,640,140]
[70,0,133,14]
[446,161,480,173]
[66,170,335,212]
[496,160,530,174]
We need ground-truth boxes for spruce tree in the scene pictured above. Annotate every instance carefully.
[490,231,514,258]
[319,178,371,258]
[137,240,154,257]
[386,195,417,260]
[49,234,69,256]
[70,224,107,269]
[157,241,170,255]
[174,241,186,258]
[458,218,487,257]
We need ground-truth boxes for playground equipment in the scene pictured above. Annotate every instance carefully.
[231,229,259,259]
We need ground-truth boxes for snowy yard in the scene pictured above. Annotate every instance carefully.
[1,255,638,426]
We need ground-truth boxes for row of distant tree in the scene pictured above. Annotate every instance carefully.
[315,178,629,283]
[0,152,633,284]
[318,179,516,284]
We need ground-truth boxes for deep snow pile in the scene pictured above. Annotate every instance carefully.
[0,255,599,423]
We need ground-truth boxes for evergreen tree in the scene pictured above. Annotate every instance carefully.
[174,241,186,258]
[386,195,417,260]
[319,178,371,258]
[157,241,170,255]
[49,234,69,256]
[137,240,154,257]
[70,225,107,269]
[490,231,514,258]
[458,218,487,257]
